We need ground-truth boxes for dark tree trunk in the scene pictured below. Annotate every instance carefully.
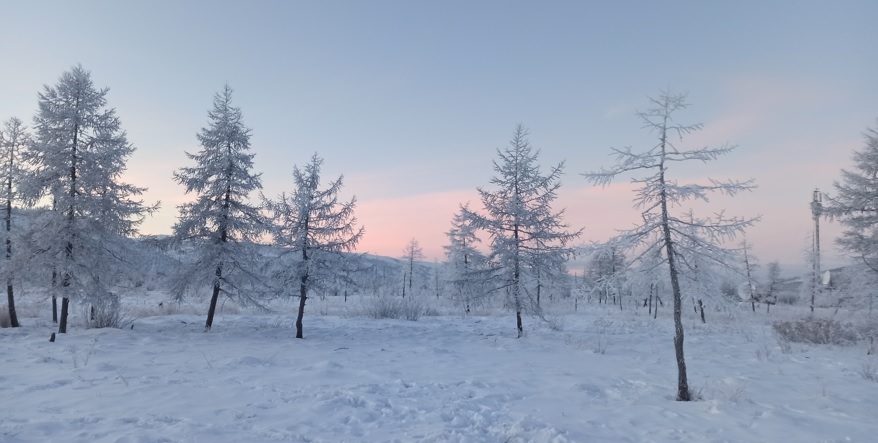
[296,275,307,339]
[58,243,73,334]
[296,244,309,339]
[6,283,17,327]
[668,247,690,401]
[698,299,706,323]
[59,118,78,334]
[206,178,231,332]
[58,275,70,332]
[516,310,523,338]
[5,187,17,327]
[659,122,691,402]
[58,297,69,334]
[513,222,523,338]
[205,265,222,332]
[51,269,58,323]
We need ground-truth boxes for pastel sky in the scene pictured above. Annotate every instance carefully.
[2,1,876,276]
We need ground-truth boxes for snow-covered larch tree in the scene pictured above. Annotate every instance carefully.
[0,117,30,327]
[824,121,878,283]
[401,238,425,297]
[741,238,759,312]
[583,90,758,401]
[469,124,581,337]
[173,84,267,332]
[265,153,364,338]
[444,203,487,313]
[26,65,154,333]
[585,243,627,306]
[763,261,781,312]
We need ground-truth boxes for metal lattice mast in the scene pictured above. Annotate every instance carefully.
[810,188,823,313]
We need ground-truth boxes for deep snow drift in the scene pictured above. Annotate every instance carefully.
[1,294,877,442]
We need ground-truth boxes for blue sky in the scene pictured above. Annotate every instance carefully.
[2,0,876,274]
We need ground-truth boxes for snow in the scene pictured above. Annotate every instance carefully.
[2,295,878,442]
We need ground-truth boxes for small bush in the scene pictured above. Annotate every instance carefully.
[359,296,423,321]
[755,344,774,361]
[776,293,799,305]
[541,313,566,332]
[421,304,441,317]
[860,359,878,382]
[772,318,859,345]
[85,292,132,329]
[593,335,609,354]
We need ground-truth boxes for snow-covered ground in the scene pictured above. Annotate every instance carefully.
[2,294,877,442]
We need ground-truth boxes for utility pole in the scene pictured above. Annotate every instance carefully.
[810,188,823,313]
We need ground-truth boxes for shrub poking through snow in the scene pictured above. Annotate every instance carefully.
[85,291,131,329]
[773,318,859,345]
[359,295,424,321]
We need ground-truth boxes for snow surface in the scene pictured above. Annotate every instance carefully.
[2,295,878,442]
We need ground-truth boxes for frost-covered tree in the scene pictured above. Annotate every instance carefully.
[824,121,878,281]
[0,117,30,327]
[741,239,759,312]
[265,153,364,338]
[444,204,488,312]
[763,261,781,312]
[583,90,757,401]
[173,85,267,332]
[586,244,627,305]
[401,238,424,297]
[26,65,153,333]
[469,124,581,337]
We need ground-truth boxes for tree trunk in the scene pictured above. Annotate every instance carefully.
[698,299,706,323]
[5,190,17,327]
[204,264,222,332]
[668,251,690,401]
[513,223,523,338]
[206,177,232,332]
[58,270,71,332]
[536,280,541,308]
[51,269,58,323]
[58,297,69,334]
[59,120,78,334]
[408,257,414,293]
[6,283,17,327]
[516,310,523,338]
[296,274,307,338]
[58,247,73,334]
[659,122,691,401]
